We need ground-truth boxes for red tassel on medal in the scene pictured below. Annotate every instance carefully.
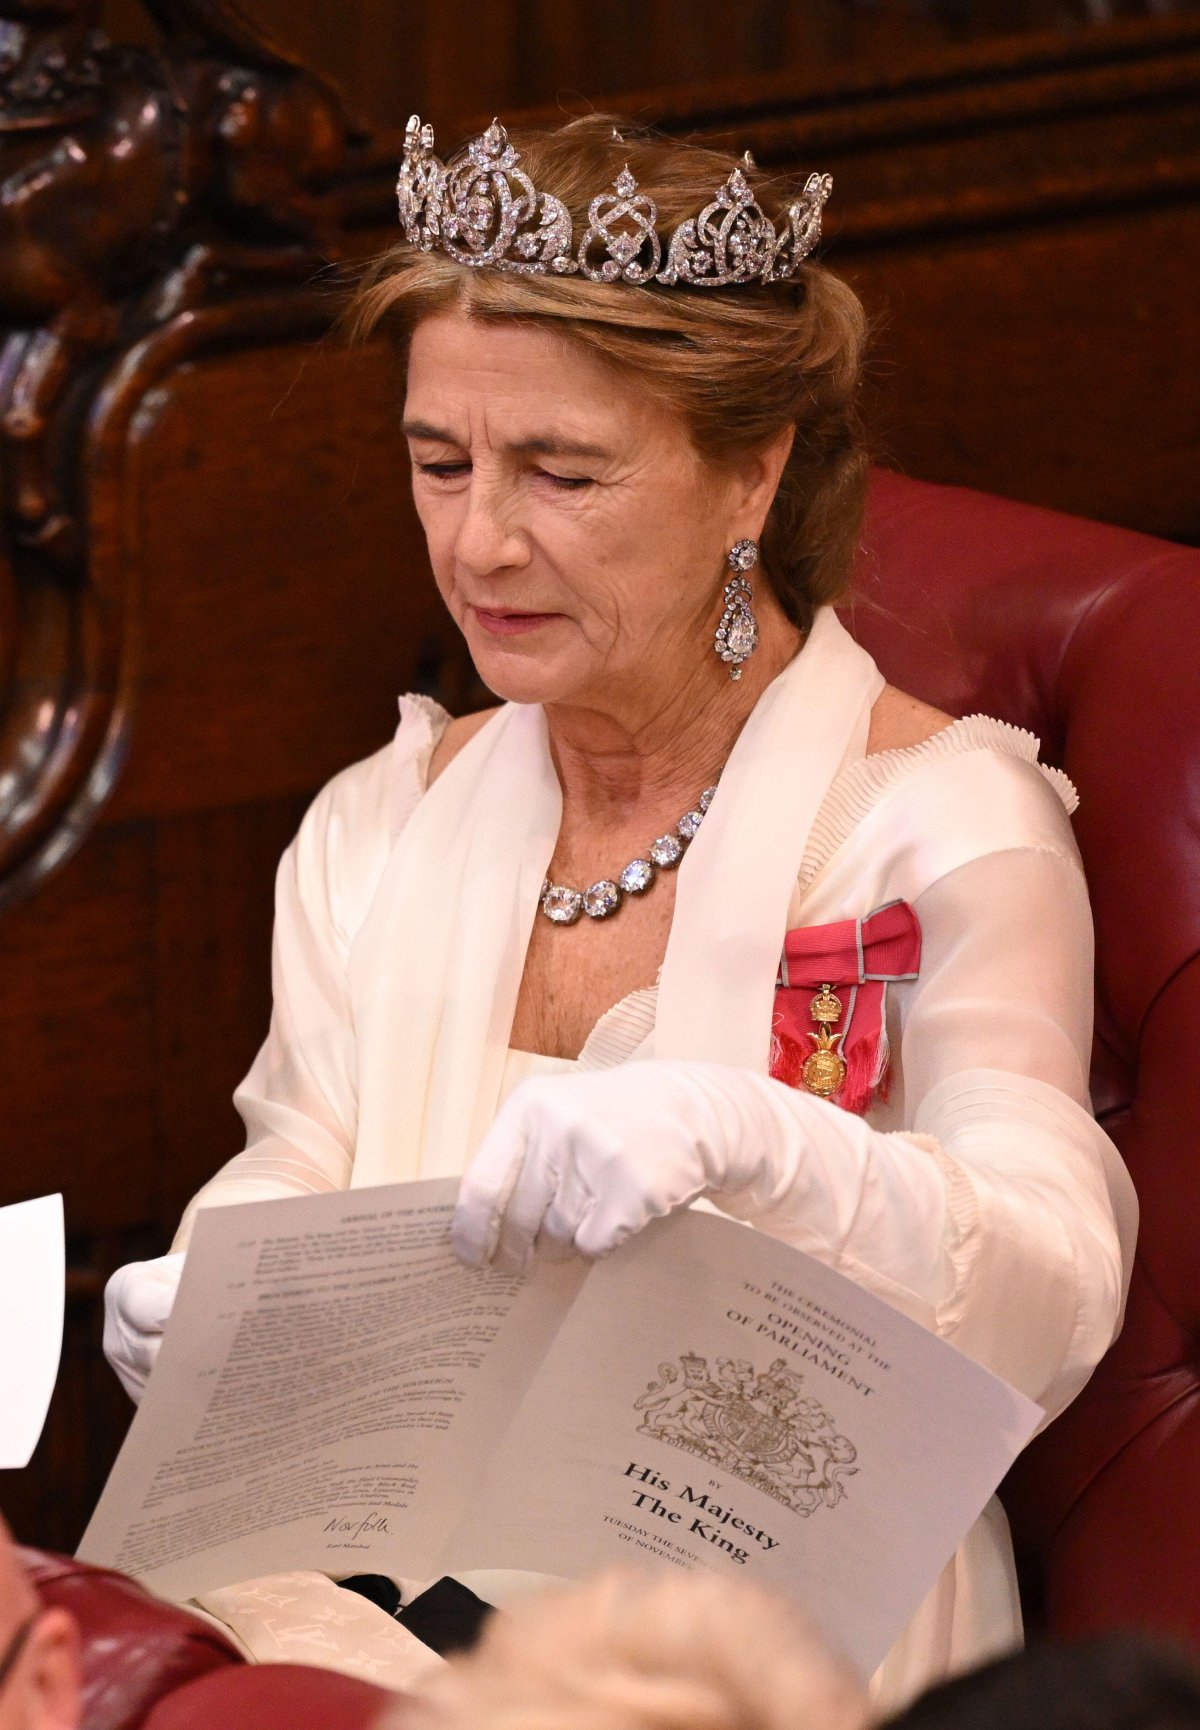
[770,901,921,1116]
[837,1024,880,1117]
[768,1027,809,1092]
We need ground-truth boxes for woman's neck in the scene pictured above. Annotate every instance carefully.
[544,594,805,829]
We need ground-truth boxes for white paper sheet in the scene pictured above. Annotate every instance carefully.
[80,1180,1042,1676]
[0,1194,65,1468]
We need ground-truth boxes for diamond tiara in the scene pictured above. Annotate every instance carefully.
[396,115,833,290]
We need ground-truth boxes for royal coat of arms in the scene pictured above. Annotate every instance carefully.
[634,1352,857,1516]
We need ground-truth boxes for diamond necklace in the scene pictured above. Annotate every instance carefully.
[540,783,718,925]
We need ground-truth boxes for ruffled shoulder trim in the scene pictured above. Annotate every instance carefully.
[389,692,453,841]
[801,714,1079,889]
[577,985,658,1070]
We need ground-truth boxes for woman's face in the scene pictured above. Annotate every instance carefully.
[403,309,768,712]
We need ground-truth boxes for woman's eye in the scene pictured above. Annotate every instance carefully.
[414,462,591,491]
[416,461,470,479]
[538,471,592,491]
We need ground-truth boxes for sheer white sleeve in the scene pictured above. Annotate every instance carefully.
[172,702,446,1250]
[905,846,1134,1420]
[726,842,1136,1428]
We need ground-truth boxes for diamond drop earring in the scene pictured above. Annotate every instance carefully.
[714,538,760,680]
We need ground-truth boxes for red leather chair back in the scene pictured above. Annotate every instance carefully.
[22,1547,398,1729]
[20,1548,242,1730]
[140,1663,396,1730]
[851,470,1200,1644]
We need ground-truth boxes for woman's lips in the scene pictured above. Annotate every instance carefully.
[471,606,561,637]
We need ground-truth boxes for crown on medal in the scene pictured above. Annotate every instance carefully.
[397,115,833,290]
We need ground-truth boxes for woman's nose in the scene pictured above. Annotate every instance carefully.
[453,476,529,577]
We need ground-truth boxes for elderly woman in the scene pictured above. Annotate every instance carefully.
[103,114,1134,1709]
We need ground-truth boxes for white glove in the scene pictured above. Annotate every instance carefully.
[103,1253,185,1403]
[451,1060,947,1283]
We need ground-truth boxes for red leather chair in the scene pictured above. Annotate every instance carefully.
[141,1663,402,1730]
[21,1549,394,1730]
[852,469,1200,1645]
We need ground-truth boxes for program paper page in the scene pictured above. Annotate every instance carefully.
[0,1194,64,1468]
[81,1181,583,1597]
[443,1207,1041,1675]
[80,1178,1040,1676]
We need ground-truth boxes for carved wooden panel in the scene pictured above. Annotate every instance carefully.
[846,203,1200,541]
[0,0,431,1548]
[0,825,158,1224]
[95,336,432,821]
[116,0,1198,133]
[553,17,1200,539]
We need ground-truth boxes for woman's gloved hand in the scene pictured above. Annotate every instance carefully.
[103,1252,185,1403]
[452,1060,944,1278]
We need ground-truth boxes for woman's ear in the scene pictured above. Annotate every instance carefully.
[729,423,796,539]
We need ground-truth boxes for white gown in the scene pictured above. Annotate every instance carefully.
[172,620,1134,1713]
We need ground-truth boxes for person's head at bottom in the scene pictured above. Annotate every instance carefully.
[0,1516,80,1730]
[883,1632,1200,1730]
[394,1568,869,1730]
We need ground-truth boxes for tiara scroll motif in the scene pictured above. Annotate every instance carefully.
[396,116,833,290]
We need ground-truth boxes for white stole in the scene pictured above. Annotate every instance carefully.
[348,607,884,1188]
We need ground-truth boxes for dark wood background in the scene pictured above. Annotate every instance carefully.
[99,0,1200,133]
[1,0,1197,1553]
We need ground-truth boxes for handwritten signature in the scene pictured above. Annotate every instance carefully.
[323,1511,391,1542]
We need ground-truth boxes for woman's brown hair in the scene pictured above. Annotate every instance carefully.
[346,114,869,631]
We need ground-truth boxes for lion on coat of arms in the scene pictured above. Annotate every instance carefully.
[633,1353,857,1516]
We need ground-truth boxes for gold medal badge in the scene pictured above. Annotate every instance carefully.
[801,984,847,1099]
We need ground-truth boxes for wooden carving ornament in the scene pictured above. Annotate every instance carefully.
[0,0,360,904]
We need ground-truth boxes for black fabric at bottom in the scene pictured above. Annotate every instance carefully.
[336,1573,496,1657]
[399,1575,496,1656]
[338,1573,403,1618]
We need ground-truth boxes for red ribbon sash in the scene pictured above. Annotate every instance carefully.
[770,899,922,1115]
